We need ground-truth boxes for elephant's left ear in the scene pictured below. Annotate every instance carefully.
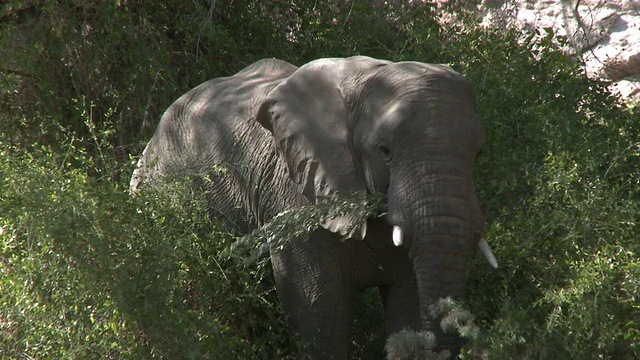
[256,59,371,239]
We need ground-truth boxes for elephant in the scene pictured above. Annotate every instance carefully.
[130,56,497,359]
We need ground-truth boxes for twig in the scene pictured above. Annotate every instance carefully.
[343,0,357,27]
[141,71,160,135]
[196,0,216,63]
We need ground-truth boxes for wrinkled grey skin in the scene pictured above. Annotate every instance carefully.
[131,57,485,359]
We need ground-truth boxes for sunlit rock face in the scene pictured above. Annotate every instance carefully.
[479,0,640,105]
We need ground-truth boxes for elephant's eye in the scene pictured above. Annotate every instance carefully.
[377,144,392,161]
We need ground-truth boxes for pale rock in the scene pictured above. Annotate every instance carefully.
[479,0,640,105]
[606,0,640,12]
[611,75,640,105]
[602,42,640,81]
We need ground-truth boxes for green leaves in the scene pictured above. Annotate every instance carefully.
[454,14,640,360]
[233,192,386,264]
[0,143,296,358]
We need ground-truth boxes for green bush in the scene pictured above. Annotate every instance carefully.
[0,142,296,359]
[442,26,640,360]
[0,0,432,164]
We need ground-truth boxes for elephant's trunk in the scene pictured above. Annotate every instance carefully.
[411,200,473,353]
[388,155,477,353]
[412,235,470,352]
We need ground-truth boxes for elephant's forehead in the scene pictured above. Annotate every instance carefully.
[370,64,471,97]
[386,62,462,80]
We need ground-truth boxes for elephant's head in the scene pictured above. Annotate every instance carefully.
[257,56,495,351]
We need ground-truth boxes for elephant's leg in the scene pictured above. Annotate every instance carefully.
[270,229,354,359]
[379,272,421,336]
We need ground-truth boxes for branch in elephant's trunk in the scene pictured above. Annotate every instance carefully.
[429,298,481,341]
[385,298,484,360]
[384,330,450,360]
[228,192,387,264]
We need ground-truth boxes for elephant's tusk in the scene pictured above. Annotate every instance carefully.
[392,226,403,246]
[359,221,367,240]
[478,238,498,268]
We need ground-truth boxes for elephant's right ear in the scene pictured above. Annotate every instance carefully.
[256,60,370,238]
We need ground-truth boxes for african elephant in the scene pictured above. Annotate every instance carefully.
[130,56,497,359]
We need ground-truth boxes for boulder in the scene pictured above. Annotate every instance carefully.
[602,43,640,81]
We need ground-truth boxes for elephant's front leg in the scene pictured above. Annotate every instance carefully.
[379,273,421,336]
[270,229,354,359]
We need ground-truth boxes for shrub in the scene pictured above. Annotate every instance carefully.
[439,23,640,360]
[0,141,296,359]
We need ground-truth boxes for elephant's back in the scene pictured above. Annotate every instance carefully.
[170,59,298,156]
[134,59,304,231]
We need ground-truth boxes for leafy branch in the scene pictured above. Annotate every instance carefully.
[230,192,386,263]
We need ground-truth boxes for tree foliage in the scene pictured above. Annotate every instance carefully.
[1,1,638,359]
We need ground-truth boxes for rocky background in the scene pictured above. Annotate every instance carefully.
[480,0,640,105]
